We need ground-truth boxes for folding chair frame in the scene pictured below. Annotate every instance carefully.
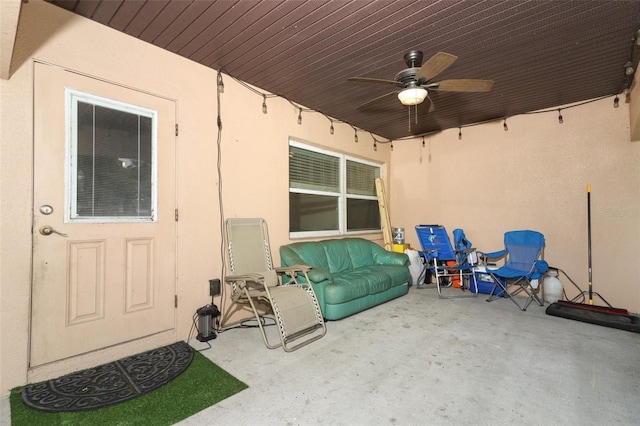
[482,230,548,311]
[415,225,479,299]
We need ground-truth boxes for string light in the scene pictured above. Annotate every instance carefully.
[216,68,619,151]
[217,71,224,93]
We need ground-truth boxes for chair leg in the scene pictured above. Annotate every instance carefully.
[486,276,544,311]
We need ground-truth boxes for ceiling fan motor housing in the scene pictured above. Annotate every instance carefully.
[404,50,424,68]
[395,68,422,85]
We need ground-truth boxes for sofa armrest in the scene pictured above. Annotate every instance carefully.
[373,249,408,266]
[307,267,332,283]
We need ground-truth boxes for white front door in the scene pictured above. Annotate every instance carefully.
[30,63,177,367]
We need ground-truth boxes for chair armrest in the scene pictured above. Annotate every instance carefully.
[454,247,476,254]
[275,265,312,285]
[418,248,439,262]
[275,265,311,274]
[533,259,549,275]
[224,273,266,290]
[478,249,506,259]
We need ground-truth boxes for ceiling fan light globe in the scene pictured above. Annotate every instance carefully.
[398,87,428,106]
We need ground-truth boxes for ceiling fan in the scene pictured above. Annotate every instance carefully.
[348,50,494,112]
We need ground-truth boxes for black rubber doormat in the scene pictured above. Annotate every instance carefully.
[21,341,193,412]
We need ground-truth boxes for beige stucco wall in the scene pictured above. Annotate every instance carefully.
[390,97,640,314]
[0,0,391,395]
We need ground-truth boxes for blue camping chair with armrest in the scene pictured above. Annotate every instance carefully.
[415,225,478,299]
[480,230,548,311]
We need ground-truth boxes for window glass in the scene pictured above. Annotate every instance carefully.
[69,91,156,222]
[289,193,339,232]
[289,140,382,237]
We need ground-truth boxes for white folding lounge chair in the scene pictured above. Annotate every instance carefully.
[224,218,326,351]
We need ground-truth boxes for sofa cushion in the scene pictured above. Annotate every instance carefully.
[286,241,331,270]
[322,239,355,273]
[345,239,376,269]
[326,266,405,304]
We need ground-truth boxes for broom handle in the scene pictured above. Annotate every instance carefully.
[587,184,593,304]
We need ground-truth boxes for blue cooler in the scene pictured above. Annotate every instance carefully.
[473,267,505,296]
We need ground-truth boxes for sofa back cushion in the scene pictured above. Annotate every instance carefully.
[281,238,387,274]
[321,239,354,273]
[345,238,378,269]
[282,241,330,270]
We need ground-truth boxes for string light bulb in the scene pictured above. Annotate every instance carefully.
[297,108,302,125]
[262,95,267,114]
[354,129,358,143]
[458,127,462,140]
[373,141,377,151]
[503,118,508,131]
[558,109,563,124]
[390,142,394,151]
[625,61,634,76]
[614,95,619,108]
[216,71,224,93]
[330,121,334,135]
[422,136,425,147]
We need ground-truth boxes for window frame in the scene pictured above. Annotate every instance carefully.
[289,139,382,239]
[65,89,158,223]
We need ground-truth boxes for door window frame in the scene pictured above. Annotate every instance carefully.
[65,89,158,223]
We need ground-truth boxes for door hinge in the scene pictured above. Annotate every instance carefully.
[175,124,179,136]
[175,209,179,222]
[175,295,178,308]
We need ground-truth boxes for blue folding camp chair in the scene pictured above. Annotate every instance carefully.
[479,230,549,311]
[415,225,478,299]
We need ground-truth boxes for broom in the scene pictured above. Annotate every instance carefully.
[546,185,640,332]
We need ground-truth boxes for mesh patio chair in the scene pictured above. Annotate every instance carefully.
[479,230,549,311]
[415,225,478,299]
[224,218,326,351]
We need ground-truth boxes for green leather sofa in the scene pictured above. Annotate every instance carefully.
[279,238,410,320]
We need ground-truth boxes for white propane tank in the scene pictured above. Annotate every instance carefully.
[543,270,563,303]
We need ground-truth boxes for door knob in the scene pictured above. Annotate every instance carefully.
[39,225,68,237]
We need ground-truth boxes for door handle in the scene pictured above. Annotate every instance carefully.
[39,225,68,237]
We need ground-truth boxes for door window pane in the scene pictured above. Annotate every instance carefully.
[69,91,156,222]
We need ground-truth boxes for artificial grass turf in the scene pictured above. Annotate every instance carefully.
[10,349,248,426]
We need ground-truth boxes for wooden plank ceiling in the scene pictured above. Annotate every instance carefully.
[48,0,640,140]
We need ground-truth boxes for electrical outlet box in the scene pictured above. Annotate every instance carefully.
[209,279,221,296]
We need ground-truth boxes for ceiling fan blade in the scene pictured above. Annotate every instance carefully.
[348,77,402,86]
[355,91,398,109]
[432,79,494,92]
[415,52,457,82]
